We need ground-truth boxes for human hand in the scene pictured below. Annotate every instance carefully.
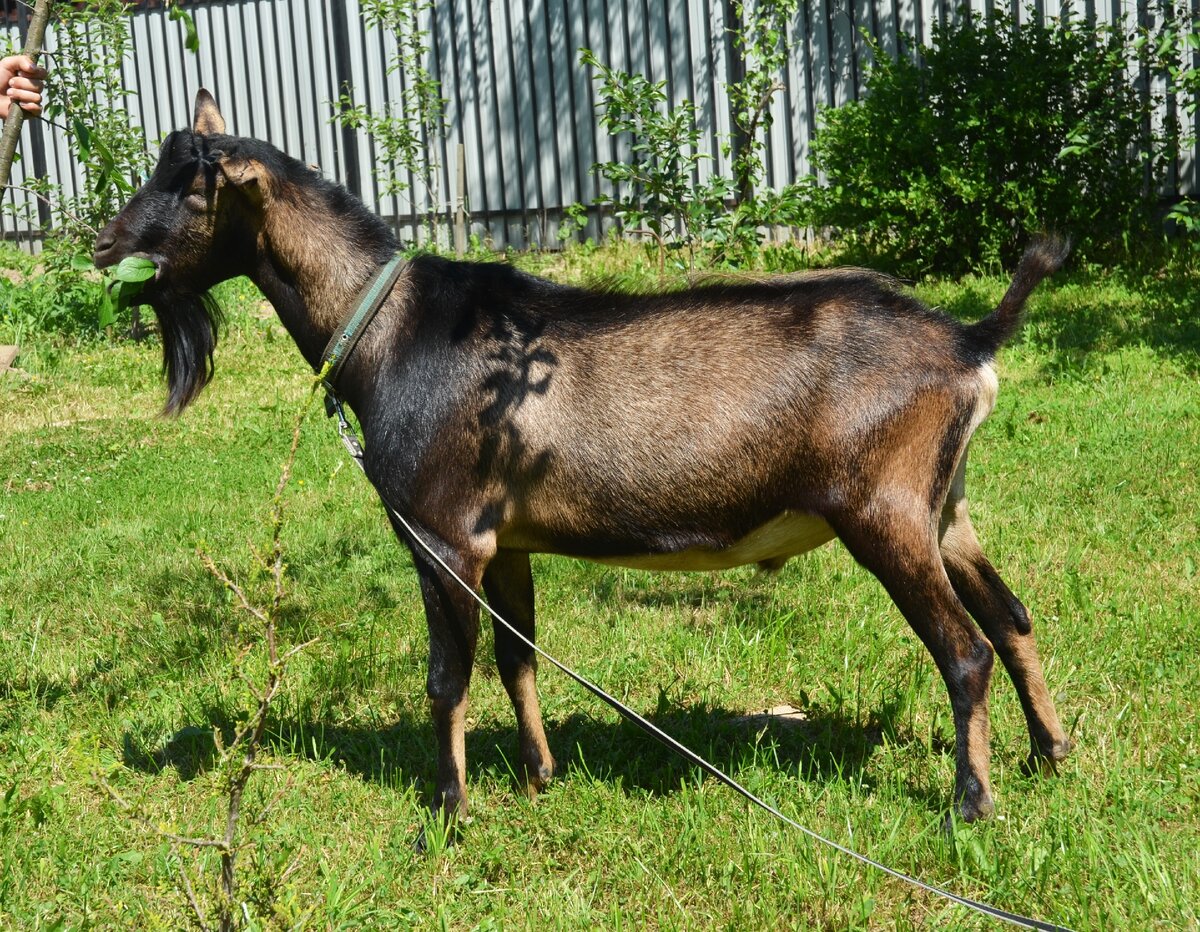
[0,54,47,120]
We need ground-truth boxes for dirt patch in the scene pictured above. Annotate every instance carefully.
[4,478,53,493]
[730,704,810,729]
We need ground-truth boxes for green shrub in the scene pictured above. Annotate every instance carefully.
[577,1,805,270]
[579,48,723,274]
[27,0,157,247]
[805,9,1158,274]
[0,241,106,343]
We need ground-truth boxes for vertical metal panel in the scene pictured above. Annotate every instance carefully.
[350,0,384,227]
[533,0,567,241]
[552,0,576,222]
[550,0,583,214]
[456,0,490,244]
[516,0,548,241]
[425,0,454,240]
[493,0,528,246]
[789,0,817,181]
[583,0,614,237]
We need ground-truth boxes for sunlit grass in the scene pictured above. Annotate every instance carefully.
[1,250,1196,928]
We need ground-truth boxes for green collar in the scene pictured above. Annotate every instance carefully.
[319,253,406,398]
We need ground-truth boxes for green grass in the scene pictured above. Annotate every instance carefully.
[1,252,1197,929]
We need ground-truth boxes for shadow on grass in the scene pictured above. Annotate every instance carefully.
[121,697,939,810]
[122,724,220,781]
[0,656,117,714]
[592,581,778,615]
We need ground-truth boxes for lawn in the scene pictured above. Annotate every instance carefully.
[1,252,1197,929]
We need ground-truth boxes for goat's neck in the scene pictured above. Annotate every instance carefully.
[248,188,395,371]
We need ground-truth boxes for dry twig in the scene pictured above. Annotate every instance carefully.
[102,375,328,930]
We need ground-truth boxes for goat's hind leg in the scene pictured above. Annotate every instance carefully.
[939,466,1071,774]
[483,550,556,799]
[833,509,997,822]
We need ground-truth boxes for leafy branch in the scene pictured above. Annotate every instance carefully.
[334,0,446,237]
[580,47,722,275]
[577,0,802,268]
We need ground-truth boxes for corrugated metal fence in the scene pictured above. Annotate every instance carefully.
[2,0,1195,251]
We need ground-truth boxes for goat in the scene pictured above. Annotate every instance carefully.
[94,90,1071,828]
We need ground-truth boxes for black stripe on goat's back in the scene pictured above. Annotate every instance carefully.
[402,255,978,360]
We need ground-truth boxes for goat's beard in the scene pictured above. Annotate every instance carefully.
[148,286,224,416]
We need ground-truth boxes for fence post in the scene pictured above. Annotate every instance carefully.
[454,141,465,256]
[328,0,362,199]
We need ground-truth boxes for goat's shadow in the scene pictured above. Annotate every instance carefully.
[583,569,783,616]
[120,694,947,812]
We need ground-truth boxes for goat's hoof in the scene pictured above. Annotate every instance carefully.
[942,794,995,837]
[958,793,995,824]
[963,798,995,823]
[519,758,556,801]
[1023,738,1072,777]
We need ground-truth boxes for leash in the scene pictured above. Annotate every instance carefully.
[324,396,1071,931]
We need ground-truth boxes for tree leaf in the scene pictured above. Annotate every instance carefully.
[112,256,157,283]
[168,3,201,53]
[98,286,116,328]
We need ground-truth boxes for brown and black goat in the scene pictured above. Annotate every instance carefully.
[94,90,1071,827]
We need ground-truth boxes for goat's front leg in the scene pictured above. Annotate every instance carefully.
[483,550,555,799]
[410,541,484,823]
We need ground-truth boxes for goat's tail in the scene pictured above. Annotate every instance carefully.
[967,236,1070,358]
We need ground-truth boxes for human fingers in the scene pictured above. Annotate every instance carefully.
[1,56,47,85]
[9,55,45,77]
[6,87,42,115]
[8,75,45,95]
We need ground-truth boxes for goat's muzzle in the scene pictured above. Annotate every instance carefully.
[92,234,117,269]
[92,217,125,270]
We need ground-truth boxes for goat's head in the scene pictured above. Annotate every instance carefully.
[94,90,271,414]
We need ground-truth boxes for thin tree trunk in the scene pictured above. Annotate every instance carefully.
[0,0,53,189]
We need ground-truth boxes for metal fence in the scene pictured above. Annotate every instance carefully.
[2,0,1196,251]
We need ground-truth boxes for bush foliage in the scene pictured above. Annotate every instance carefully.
[806,10,1159,274]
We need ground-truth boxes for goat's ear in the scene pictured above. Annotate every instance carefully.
[193,88,226,135]
[218,156,270,205]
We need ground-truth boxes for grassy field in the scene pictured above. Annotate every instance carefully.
[1,252,1197,929]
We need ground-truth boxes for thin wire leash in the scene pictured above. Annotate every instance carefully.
[331,402,1071,932]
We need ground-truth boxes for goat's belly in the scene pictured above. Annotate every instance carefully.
[588,511,836,572]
